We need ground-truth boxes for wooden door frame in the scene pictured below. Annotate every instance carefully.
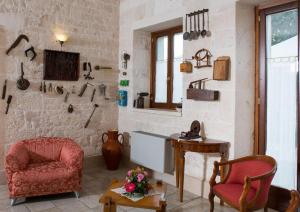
[253,1,300,211]
[254,1,299,211]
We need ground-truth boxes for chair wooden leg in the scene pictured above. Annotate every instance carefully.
[264,206,268,212]
[209,191,215,212]
[239,206,247,212]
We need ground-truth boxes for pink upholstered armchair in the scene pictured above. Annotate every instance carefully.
[209,155,277,212]
[5,137,84,206]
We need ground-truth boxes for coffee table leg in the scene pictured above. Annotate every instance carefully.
[103,196,116,212]
[179,151,185,202]
[175,145,180,188]
[157,200,167,212]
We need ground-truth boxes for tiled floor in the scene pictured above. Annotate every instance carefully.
[0,157,276,212]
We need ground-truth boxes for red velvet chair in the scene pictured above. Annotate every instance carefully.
[209,155,277,212]
[5,137,84,206]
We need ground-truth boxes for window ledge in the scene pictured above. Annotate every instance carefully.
[131,108,182,117]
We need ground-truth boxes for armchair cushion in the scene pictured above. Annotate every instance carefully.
[60,140,84,169]
[213,183,257,208]
[23,138,66,163]
[12,161,78,184]
[226,160,274,190]
[6,143,29,172]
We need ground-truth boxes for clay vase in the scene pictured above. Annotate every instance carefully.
[101,130,123,170]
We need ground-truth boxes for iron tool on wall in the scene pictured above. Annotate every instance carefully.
[17,63,30,90]
[5,95,12,115]
[25,46,37,61]
[83,62,94,80]
[6,34,29,55]
[2,80,7,100]
[84,104,99,128]
[68,104,74,113]
[121,52,130,69]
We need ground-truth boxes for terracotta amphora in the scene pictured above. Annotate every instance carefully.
[101,130,123,170]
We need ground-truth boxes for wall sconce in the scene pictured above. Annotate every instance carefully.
[55,33,68,50]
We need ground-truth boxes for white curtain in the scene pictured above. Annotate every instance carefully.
[266,57,298,190]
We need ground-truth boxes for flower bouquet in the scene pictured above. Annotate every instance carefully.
[123,167,149,198]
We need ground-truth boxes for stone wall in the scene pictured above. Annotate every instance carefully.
[118,0,255,196]
[0,0,119,170]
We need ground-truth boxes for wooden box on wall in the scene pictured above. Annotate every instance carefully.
[43,50,80,81]
[180,61,193,73]
[187,88,219,101]
[213,56,230,80]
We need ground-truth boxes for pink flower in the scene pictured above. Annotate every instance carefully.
[136,167,142,172]
[127,170,132,176]
[125,183,135,193]
[137,173,144,182]
[144,171,148,176]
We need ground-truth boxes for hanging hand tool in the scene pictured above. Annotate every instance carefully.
[25,46,37,61]
[84,104,99,128]
[2,80,7,100]
[48,83,53,92]
[43,81,46,93]
[5,95,12,114]
[68,104,74,113]
[6,34,29,55]
[78,82,93,97]
[71,86,76,94]
[91,88,96,102]
[84,62,94,80]
[83,62,87,71]
[55,86,64,95]
[17,63,30,90]
[64,92,70,103]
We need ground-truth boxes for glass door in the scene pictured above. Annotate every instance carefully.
[258,2,299,210]
[265,7,298,190]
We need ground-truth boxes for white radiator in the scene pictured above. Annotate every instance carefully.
[130,131,174,174]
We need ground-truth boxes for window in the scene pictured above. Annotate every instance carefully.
[150,26,183,109]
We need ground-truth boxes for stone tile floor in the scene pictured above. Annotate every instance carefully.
[0,157,276,212]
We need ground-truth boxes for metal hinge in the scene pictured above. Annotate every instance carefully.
[258,15,261,22]
[257,98,261,105]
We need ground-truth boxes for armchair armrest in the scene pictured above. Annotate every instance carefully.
[60,141,84,170]
[239,166,277,208]
[5,142,29,172]
[209,160,232,186]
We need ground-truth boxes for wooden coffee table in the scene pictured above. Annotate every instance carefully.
[99,180,167,212]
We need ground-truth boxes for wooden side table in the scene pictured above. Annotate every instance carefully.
[99,180,167,212]
[170,134,229,202]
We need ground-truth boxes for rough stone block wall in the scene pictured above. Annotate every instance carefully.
[0,0,119,169]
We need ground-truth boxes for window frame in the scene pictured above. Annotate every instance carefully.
[150,25,183,110]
